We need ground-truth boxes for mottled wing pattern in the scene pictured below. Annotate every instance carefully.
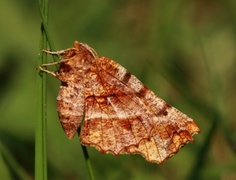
[80,55,200,163]
[57,83,84,139]
[56,49,86,139]
[80,61,156,154]
[42,41,200,164]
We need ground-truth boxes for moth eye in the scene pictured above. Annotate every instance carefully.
[60,63,72,73]
[61,81,68,87]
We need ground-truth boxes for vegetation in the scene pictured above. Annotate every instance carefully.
[0,0,236,179]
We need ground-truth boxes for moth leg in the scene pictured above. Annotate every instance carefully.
[43,49,66,55]
[39,58,70,67]
[43,48,77,55]
[40,61,61,67]
[38,65,57,76]
[38,56,70,76]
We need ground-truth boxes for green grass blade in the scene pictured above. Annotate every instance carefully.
[35,0,49,179]
[0,141,31,180]
[37,1,95,179]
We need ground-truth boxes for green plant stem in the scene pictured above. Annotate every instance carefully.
[37,1,95,179]
[77,126,95,180]
[35,0,49,180]
[0,142,31,180]
[81,144,95,180]
[39,6,58,62]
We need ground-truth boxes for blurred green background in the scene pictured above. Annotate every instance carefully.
[1,0,236,179]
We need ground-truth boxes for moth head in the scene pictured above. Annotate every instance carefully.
[73,41,98,59]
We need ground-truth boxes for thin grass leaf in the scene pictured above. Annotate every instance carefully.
[0,141,31,180]
[35,0,49,179]
[36,1,95,179]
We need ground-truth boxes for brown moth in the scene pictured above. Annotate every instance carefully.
[39,41,200,164]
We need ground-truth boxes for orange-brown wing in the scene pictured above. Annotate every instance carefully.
[80,56,200,164]
[80,65,157,154]
[57,84,85,139]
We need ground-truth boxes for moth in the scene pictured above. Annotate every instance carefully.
[39,41,200,164]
